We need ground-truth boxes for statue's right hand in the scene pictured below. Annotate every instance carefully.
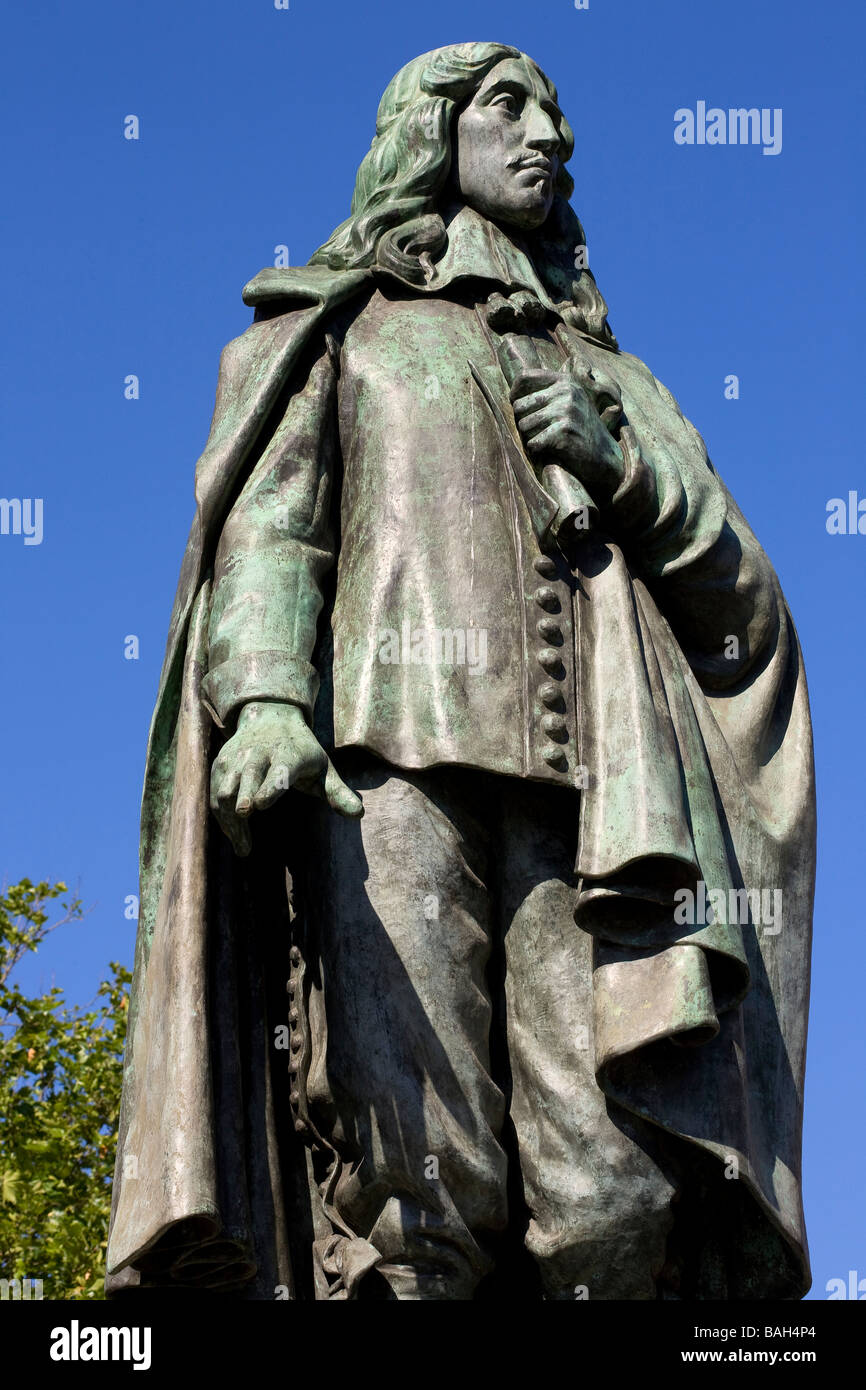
[209,701,363,857]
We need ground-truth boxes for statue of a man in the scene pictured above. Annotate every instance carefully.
[107,42,815,1301]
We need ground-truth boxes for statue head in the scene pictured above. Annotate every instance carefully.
[449,49,566,233]
[311,42,616,347]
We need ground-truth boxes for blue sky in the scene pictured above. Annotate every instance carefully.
[1,0,863,1299]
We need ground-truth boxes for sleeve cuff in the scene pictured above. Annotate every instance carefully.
[201,651,319,728]
[607,424,658,530]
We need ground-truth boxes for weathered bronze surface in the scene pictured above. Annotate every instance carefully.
[107,43,815,1300]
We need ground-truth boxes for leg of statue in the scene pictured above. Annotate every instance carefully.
[297,754,509,1300]
[500,778,682,1300]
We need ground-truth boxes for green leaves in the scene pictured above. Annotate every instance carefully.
[0,878,130,1299]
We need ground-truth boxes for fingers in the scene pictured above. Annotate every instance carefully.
[291,745,363,818]
[509,368,560,403]
[511,385,560,417]
[516,397,591,445]
[212,800,252,858]
[511,365,622,428]
[295,759,364,817]
[512,380,591,420]
[211,756,241,822]
[236,757,267,815]
[568,355,624,428]
[522,422,566,456]
[211,752,257,857]
[214,749,298,848]
[573,356,622,407]
[323,761,364,818]
[517,406,560,443]
[209,719,362,862]
[253,759,292,811]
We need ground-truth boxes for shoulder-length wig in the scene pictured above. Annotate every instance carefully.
[310,42,617,349]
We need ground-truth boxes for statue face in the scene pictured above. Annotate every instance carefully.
[452,56,563,232]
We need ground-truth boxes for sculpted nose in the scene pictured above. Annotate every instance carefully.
[524,103,560,155]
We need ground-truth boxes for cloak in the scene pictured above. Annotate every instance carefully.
[106,262,815,1299]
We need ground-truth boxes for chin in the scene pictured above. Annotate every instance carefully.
[511,203,551,231]
[486,192,552,232]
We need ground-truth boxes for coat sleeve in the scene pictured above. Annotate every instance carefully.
[600,354,782,692]
[200,328,340,728]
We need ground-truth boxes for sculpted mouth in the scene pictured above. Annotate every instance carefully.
[514,156,554,178]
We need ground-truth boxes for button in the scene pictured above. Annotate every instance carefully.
[541,714,568,741]
[290,1034,302,1053]
[534,555,557,578]
[536,618,562,643]
[290,946,301,966]
[289,1088,300,1105]
[542,747,568,770]
[538,682,564,708]
[289,1061,298,1077]
[537,647,564,674]
[289,1007,299,1025]
[294,1117,307,1134]
[534,586,560,612]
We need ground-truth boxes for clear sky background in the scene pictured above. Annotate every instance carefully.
[1,0,863,1300]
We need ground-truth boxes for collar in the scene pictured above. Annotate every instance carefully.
[383,203,560,312]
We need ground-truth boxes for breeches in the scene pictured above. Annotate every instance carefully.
[295,755,680,1300]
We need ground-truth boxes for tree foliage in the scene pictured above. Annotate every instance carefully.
[0,879,130,1299]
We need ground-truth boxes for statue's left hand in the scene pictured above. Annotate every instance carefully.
[510,367,624,500]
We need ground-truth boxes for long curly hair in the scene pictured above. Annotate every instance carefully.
[310,42,617,348]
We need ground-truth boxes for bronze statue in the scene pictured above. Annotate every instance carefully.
[107,42,815,1300]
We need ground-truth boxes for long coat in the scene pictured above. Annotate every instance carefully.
[106,235,815,1298]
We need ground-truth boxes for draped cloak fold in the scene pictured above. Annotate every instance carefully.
[106,263,815,1299]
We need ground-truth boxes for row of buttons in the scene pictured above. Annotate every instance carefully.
[533,555,569,772]
[288,946,305,1132]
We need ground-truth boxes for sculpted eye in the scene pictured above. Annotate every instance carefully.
[491,92,520,116]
